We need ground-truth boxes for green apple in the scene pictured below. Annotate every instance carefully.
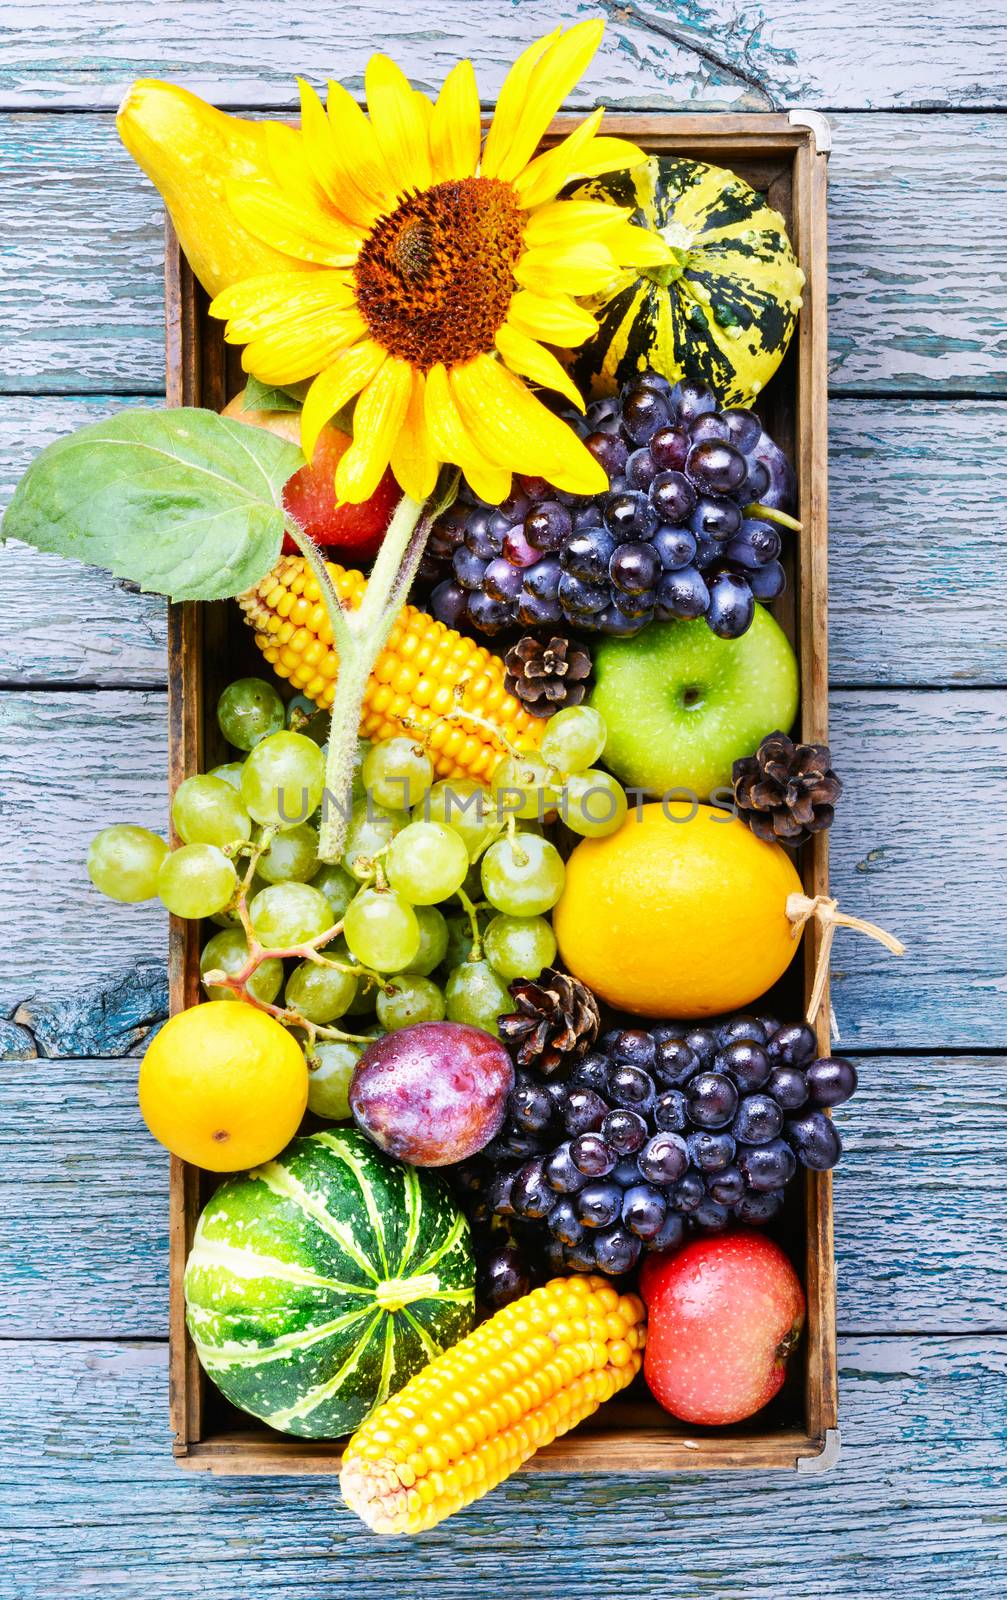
[589,606,799,800]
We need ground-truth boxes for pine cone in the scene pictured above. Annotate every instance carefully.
[498,968,601,1075]
[733,731,843,844]
[504,635,592,717]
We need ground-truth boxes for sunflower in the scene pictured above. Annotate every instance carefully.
[209,21,670,505]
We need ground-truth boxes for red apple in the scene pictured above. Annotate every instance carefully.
[640,1231,805,1425]
[221,390,399,560]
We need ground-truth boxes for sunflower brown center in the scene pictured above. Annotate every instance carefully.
[354,177,525,371]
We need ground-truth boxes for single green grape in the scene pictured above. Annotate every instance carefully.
[540,705,607,774]
[324,937,377,1014]
[285,958,358,1023]
[416,778,501,860]
[342,800,407,881]
[240,731,325,828]
[199,928,283,1004]
[343,887,420,971]
[249,881,334,947]
[376,974,446,1030]
[307,1041,363,1120]
[157,844,237,919]
[87,824,168,903]
[480,832,565,917]
[208,761,245,791]
[311,861,358,923]
[363,737,434,811]
[256,821,320,884]
[483,914,557,982]
[445,959,512,1036]
[172,774,252,850]
[386,820,469,905]
[562,768,629,838]
[408,906,450,976]
[217,677,285,751]
[490,753,558,823]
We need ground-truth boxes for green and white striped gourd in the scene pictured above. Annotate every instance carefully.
[565,156,804,406]
[184,1129,475,1438]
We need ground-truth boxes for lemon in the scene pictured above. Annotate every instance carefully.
[139,1003,307,1170]
[553,802,803,1018]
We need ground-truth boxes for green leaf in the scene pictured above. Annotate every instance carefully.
[1,407,305,602]
[241,375,310,413]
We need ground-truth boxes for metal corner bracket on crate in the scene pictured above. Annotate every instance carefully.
[797,1427,842,1474]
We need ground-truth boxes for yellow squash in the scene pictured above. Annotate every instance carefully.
[117,80,291,297]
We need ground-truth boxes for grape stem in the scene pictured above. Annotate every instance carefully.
[456,885,484,961]
[744,501,803,533]
[204,832,379,1045]
[283,468,459,866]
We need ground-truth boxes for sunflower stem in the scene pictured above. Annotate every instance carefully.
[311,469,459,864]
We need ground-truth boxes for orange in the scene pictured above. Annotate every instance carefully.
[138,1002,308,1170]
[553,802,803,1018]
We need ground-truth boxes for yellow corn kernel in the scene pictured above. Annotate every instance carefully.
[239,555,544,783]
[340,1275,646,1537]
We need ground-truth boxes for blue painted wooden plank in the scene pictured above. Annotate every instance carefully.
[0,1336,1003,1598]
[5,395,1004,688]
[3,113,1006,396]
[3,687,1001,1047]
[2,1054,1002,1338]
[1,0,1004,111]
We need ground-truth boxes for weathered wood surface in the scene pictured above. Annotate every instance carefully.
[5,113,1006,397]
[0,1336,1003,1599]
[4,1055,1002,1339]
[2,0,1005,112]
[3,687,1003,1045]
[5,396,1005,687]
[3,0,1005,1587]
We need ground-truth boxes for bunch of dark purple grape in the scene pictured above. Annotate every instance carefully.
[421,373,795,643]
[454,1014,856,1283]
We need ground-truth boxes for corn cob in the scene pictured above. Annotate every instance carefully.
[340,1274,646,1535]
[239,555,544,783]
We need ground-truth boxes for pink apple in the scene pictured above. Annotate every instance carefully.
[221,391,399,560]
[640,1230,805,1425]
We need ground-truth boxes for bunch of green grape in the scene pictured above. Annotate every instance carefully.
[85,679,630,1111]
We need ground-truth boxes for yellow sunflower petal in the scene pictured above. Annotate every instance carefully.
[326,79,398,214]
[430,58,481,182]
[481,28,559,179]
[523,197,632,247]
[451,355,607,496]
[263,122,306,192]
[495,323,585,412]
[505,289,598,349]
[515,244,619,298]
[302,340,387,462]
[389,369,439,501]
[603,219,675,268]
[335,357,412,503]
[226,179,361,267]
[511,107,604,208]
[243,307,368,387]
[490,20,605,186]
[298,78,383,230]
[210,271,354,332]
[425,363,511,505]
[365,53,433,197]
[518,132,652,210]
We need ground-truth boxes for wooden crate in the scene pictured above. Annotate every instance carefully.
[166,112,834,1476]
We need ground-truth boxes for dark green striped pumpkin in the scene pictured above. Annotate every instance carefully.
[566,157,804,406]
[184,1129,475,1438]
